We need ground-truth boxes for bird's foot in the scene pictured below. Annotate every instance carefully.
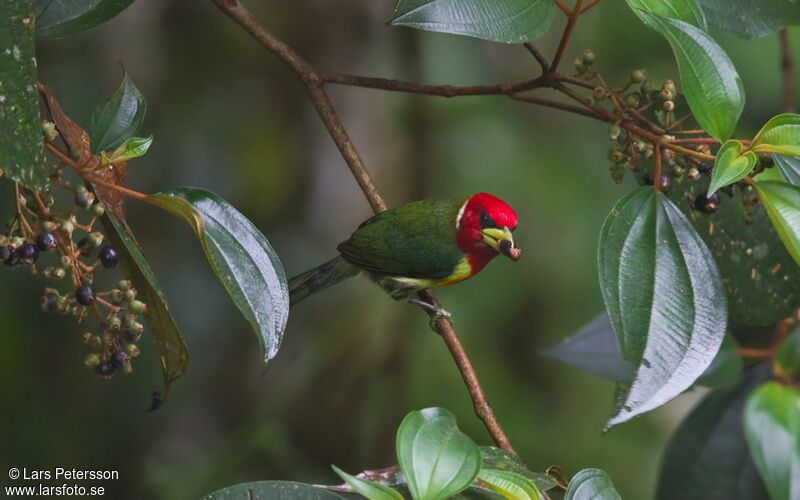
[408,298,452,328]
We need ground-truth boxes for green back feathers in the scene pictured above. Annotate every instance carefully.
[337,198,467,280]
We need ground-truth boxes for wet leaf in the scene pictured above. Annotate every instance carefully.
[90,68,147,154]
[477,469,541,500]
[34,0,135,39]
[753,180,800,266]
[625,0,707,30]
[774,155,800,186]
[564,469,620,500]
[750,114,800,157]
[698,0,800,38]
[708,140,757,196]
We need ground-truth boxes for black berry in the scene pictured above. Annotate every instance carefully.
[656,175,671,193]
[15,244,39,265]
[0,246,13,264]
[74,187,93,209]
[694,193,721,213]
[41,292,58,313]
[110,350,130,370]
[95,361,115,378]
[99,246,118,268]
[35,232,57,251]
[75,285,96,306]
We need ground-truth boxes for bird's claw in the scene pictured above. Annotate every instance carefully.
[408,298,453,329]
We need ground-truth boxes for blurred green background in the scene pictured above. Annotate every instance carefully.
[0,1,796,498]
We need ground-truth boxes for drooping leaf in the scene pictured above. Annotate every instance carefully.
[598,188,727,427]
[774,155,800,186]
[101,210,189,390]
[477,469,541,500]
[478,447,558,492]
[388,0,555,44]
[775,327,800,383]
[753,180,800,266]
[750,114,800,157]
[638,12,744,141]
[744,382,800,500]
[90,68,146,154]
[101,135,152,165]
[147,187,289,368]
[203,481,346,500]
[542,313,634,383]
[698,0,800,38]
[656,364,770,500]
[331,466,403,500]
[34,0,135,38]
[625,0,707,30]
[396,407,481,500]
[0,0,48,190]
[564,469,621,500]
[708,140,757,196]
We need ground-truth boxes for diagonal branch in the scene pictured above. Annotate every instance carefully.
[211,0,517,454]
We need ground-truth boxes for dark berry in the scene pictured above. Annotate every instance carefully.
[95,361,115,378]
[99,246,118,268]
[0,245,12,264]
[41,292,58,313]
[694,193,721,213]
[75,285,96,306]
[698,164,712,175]
[77,237,94,258]
[655,175,671,193]
[15,244,39,265]
[110,350,130,370]
[35,232,57,251]
[74,187,94,209]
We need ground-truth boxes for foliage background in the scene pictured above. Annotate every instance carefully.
[0,1,795,498]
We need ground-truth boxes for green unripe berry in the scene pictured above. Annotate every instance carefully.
[128,300,147,315]
[84,353,101,368]
[92,203,105,217]
[624,93,641,108]
[663,79,677,95]
[108,316,122,330]
[87,232,104,247]
[60,219,74,234]
[663,100,675,112]
[41,120,58,141]
[126,343,141,358]
[641,80,656,94]
[109,289,123,304]
[592,86,607,101]
[41,221,56,232]
[608,124,622,141]
[10,236,23,248]
[118,280,131,291]
[69,149,83,162]
[630,69,646,84]
[123,289,136,303]
[573,58,587,74]
[59,255,72,268]
[582,49,596,64]
[687,167,700,181]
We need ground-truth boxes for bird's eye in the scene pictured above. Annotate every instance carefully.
[479,211,496,228]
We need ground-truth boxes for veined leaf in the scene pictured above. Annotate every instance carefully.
[638,12,744,141]
[598,188,727,427]
[331,466,403,500]
[774,155,800,186]
[90,68,146,154]
[479,447,558,492]
[147,187,289,368]
[625,0,707,30]
[698,0,800,38]
[477,469,541,500]
[34,0,135,38]
[750,114,800,157]
[203,481,346,500]
[744,382,800,500]
[396,408,481,500]
[708,140,757,196]
[389,0,555,44]
[564,469,621,500]
[101,135,152,165]
[657,365,769,500]
[0,0,48,190]
[101,210,189,390]
[753,180,800,266]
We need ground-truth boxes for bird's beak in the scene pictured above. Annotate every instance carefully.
[481,227,521,261]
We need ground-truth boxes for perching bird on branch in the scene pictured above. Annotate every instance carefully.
[288,193,521,318]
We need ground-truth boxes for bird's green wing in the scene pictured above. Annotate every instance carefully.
[338,198,466,280]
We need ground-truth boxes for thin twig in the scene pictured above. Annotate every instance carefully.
[779,28,795,113]
[322,72,547,98]
[580,0,601,14]
[551,0,584,72]
[211,0,517,453]
[555,0,570,15]
[523,43,549,72]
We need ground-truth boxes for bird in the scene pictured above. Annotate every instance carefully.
[288,192,521,318]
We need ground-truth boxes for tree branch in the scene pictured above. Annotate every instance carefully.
[779,28,795,113]
[211,0,517,453]
[550,0,584,72]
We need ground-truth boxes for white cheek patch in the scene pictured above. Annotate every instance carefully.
[455,200,468,229]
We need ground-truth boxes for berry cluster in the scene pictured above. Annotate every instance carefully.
[3,179,146,380]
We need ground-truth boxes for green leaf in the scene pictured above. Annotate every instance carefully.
[708,141,758,196]
[477,470,541,500]
[101,210,189,390]
[478,447,558,492]
[388,0,555,44]
[90,68,146,154]
[774,155,800,186]
[753,180,800,266]
[331,465,403,500]
[656,365,769,500]
[203,481,346,500]
[625,0,707,30]
[775,328,800,383]
[543,313,634,383]
[34,0,135,39]
[750,114,800,157]
[396,407,481,500]
[0,0,48,190]
[698,0,800,38]
[564,469,621,500]
[744,382,800,500]
[598,188,727,427]
[638,12,744,141]
[147,187,289,368]
[101,135,152,165]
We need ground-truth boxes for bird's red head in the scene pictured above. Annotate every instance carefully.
[456,193,520,273]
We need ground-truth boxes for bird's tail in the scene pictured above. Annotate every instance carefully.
[288,255,359,307]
